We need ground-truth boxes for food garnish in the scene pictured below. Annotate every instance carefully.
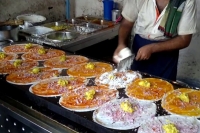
[60,55,67,61]
[178,93,189,103]
[31,67,40,74]
[162,123,179,133]
[120,101,134,113]
[0,52,6,59]
[25,43,33,49]
[138,80,150,88]
[85,89,96,100]
[38,48,46,54]
[57,79,68,86]
[13,60,22,67]
[108,74,115,80]
[85,62,95,69]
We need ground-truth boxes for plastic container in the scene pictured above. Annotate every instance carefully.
[103,0,114,21]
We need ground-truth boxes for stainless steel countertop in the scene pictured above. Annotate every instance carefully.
[24,24,120,52]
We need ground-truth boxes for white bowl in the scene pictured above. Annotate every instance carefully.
[16,14,46,24]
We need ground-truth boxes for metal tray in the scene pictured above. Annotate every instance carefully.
[19,26,54,37]
[71,22,108,34]
[0,44,198,133]
[45,31,80,42]
[0,71,197,133]
[42,21,72,31]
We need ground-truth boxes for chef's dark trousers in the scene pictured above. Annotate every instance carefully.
[131,34,179,81]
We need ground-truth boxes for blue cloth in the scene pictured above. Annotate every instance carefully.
[131,34,179,81]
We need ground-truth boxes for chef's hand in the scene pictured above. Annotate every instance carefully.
[135,44,155,61]
[113,44,127,63]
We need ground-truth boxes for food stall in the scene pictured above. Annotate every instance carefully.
[0,7,200,133]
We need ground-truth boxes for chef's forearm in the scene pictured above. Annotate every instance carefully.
[151,34,193,53]
[118,19,134,48]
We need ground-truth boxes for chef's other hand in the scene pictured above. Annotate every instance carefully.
[135,44,154,61]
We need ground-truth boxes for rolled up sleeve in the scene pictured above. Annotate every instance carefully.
[121,0,145,22]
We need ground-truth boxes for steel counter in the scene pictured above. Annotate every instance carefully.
[22,24,120,52]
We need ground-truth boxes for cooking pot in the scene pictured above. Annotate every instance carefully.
[0,25,19,41]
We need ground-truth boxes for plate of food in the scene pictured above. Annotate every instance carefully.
[21,48,66,61]
[59,85,119,112]
[0,59,39,74]
[95,69,142,89]
[2,43,43,54]
[67,62,113,78]
[93,98,157,130]
[29,76,88,97]
[6,67,61,85]
[138,115,200,133]
[125,78,174,102]
[161,88,200,118]
[44,55,89,69]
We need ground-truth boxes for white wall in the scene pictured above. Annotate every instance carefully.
[74,0,124,17]
[0,0,66,22]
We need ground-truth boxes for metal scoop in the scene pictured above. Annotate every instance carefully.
[117,54,134,72]
[115,47,134,72]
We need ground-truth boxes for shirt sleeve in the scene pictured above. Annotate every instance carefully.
[121,0,145,22]
[177,0,197,35]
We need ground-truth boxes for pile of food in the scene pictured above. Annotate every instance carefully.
[1,43,200,133]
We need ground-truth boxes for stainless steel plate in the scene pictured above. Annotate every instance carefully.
[42,21,71,31]
[19,26,54,36]
[72,22,108,34]
[45,31,79,42]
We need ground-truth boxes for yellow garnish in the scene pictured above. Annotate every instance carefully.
[120,101,134,113]
[38,48,46,54]
[13,60,22,67]
[25,43,33,49]
[60,55,67,61]
[163,123,179,133]
[85,62,95,69]
[178,93,189,103]
[50,25,68,30]
[68,86,73,90]
[70,77,74,80]
[138,80,151,88]
[85,89,96,100]
[108,74,115,80]
[57,79,68,86]
[0,52,6,59]
[31,67,40,74]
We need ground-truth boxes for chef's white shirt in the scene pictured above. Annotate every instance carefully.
[122,0,197,40]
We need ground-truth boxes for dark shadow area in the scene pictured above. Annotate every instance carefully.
[76,36,118,63]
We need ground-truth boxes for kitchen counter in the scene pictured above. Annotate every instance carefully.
[22,23,120,52]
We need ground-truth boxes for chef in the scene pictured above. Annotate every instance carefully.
[113,0,197,81]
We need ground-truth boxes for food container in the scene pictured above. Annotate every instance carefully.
[16,14,46,29]
[42,21,71,31]
[45,31,80,42]
[72,22,108,34]
[19,26,54,37]
[0,25,19,41]
[112,9,121,22]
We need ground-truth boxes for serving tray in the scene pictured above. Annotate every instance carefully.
[0,44,198,133]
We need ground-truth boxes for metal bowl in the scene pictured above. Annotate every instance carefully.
[45,31,79,42]
[42,21,71,31]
